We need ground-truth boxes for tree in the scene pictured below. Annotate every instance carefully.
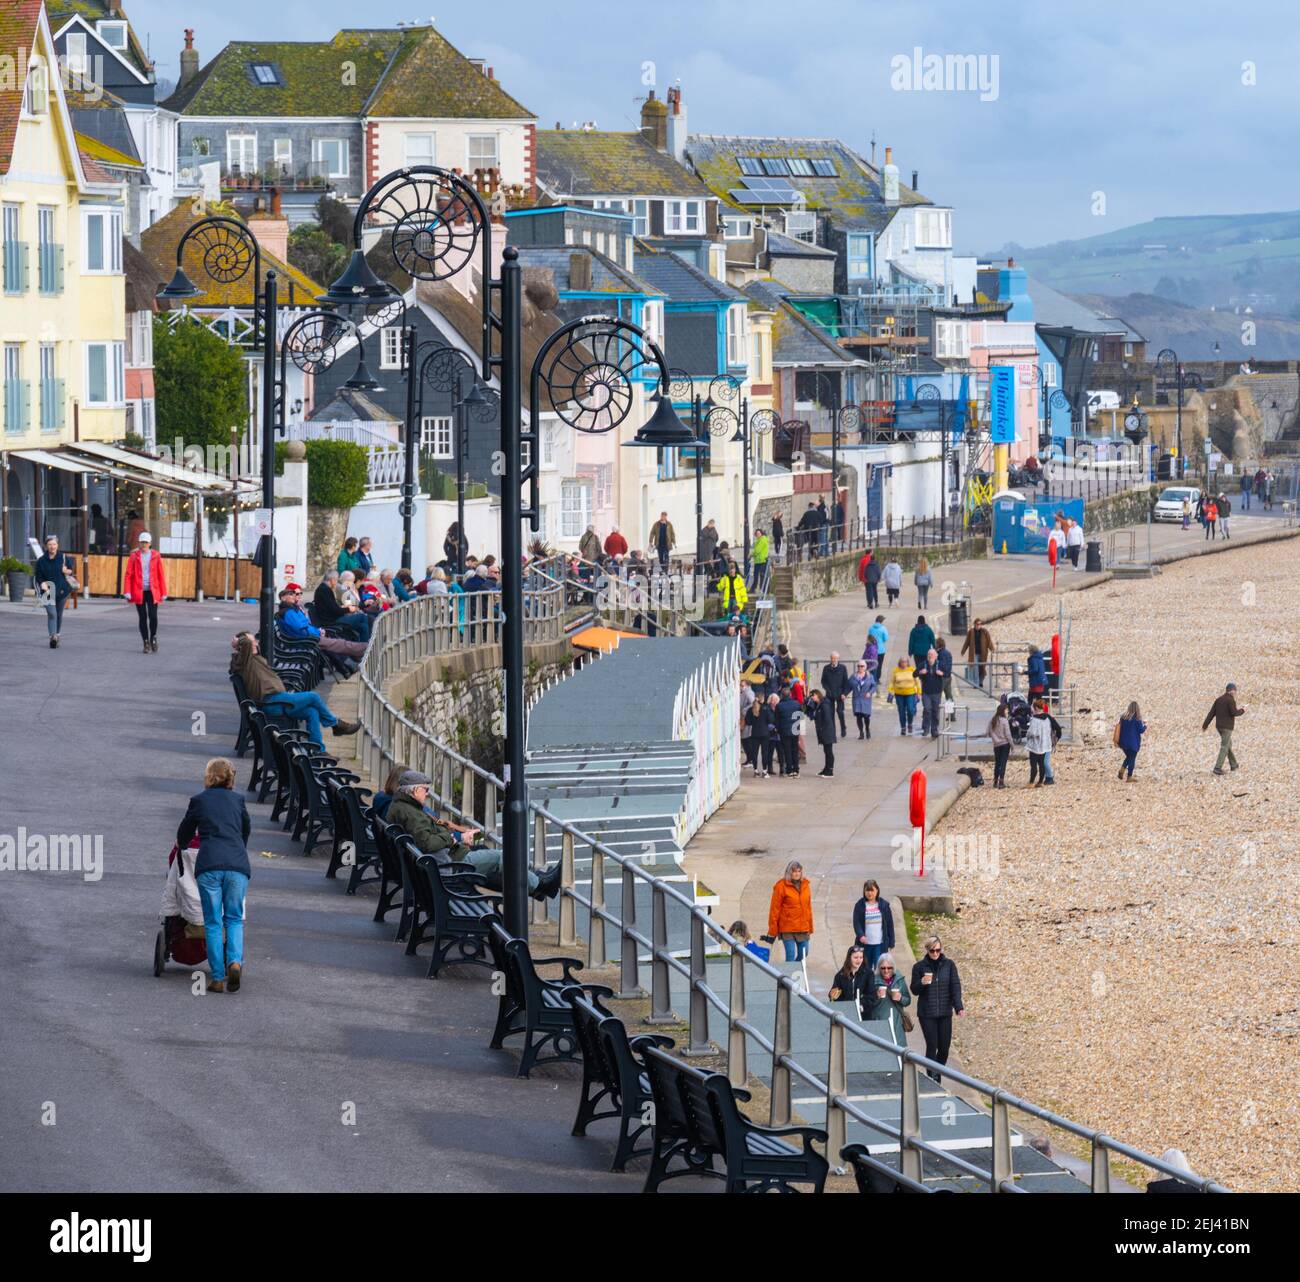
[314,194,353,247]
[288,222,348,289]
[151,317,246,462]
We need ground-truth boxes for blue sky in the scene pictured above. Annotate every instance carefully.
[123,0,1300,249]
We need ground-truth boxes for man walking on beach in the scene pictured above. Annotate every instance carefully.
[1202,682,1246,775]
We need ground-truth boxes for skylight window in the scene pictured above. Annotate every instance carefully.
[737,156,763,176]
[760,157,789,175]
[250,63,279,85]
[787,157,814,176]
[811,158,838,177]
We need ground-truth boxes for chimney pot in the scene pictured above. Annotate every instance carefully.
[912,169,918,188]
[884,146,892,164]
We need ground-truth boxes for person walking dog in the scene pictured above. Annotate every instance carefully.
[124,532,167,653]
[177,758,251,994]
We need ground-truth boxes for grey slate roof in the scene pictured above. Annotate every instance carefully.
[308,387,396,424]
[1027,277,1129,335]
[632,245,747,304]
[513,245,663,297]
[743,279,859,366]
[766,229,836,259]
[527,637,735,749]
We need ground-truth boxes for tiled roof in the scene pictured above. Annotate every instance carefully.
[631,245,745,305]
[687,135,929,233]
[47,1,152,80]
[164,25,531,121]
[365,27,531,119]
[743,279,858,366]
[536,129,713,199]
[140,201,324,308]
[162,29,405,116]
[0,1,43,176]
[513,245,663,297]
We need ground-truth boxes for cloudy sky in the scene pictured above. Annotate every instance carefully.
[124,0,1300,250]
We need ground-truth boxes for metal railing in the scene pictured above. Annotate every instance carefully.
[352,597,1228,1194]
[783,511,975,566]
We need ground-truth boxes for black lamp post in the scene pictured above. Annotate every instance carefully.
[663,368,710,587]
[157,217,278,658]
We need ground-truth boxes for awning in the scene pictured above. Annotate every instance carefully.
[7,448,98,475]
[9,445,260,498]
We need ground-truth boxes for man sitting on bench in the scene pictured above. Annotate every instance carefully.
[386,771,561,900]
[278,586,367,659]
[230,632,359,749]
[314,570,371,643]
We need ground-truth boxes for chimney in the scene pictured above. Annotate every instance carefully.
[246,192,289,262]
[178,30,199,92]
[640,89,668,152]
[882,146,899,204]
[666,84,688,165]
[911,169,918,190]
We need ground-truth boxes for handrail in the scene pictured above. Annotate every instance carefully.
[353,596,1228,1194]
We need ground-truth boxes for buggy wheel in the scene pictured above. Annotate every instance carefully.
[153,929,166,977]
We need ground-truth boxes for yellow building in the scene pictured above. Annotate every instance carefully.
[2,0,127,556]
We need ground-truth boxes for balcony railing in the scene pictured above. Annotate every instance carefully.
[222,158,334,192]
[37,242,64,295]
[3,240,29,294]
[40,377,65,431]
[4,378,31,432]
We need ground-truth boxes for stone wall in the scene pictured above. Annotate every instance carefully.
[773,536,987,607]
[1081,486,1153,535]
[306,506,350,585]
[391,638,572,778]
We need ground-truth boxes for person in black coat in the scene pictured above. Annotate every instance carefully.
[33,533,75,648]
[809,689,837,777]
[774,689,803,777]
[820,652,850,737]
[176,758,252,994]
[910,935,965,1080]
[828,944,870,1015]
[744,696,774,777]
[313,572,371,642]
[771,513,784,557]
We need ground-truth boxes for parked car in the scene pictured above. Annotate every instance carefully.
[1153,485,1200,521]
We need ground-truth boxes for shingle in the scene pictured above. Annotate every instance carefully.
[0,0,43,176]
[513,245,662,297]
[536,129,713,199]
[632,245,746,304]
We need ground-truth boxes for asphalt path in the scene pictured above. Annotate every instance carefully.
[0,598,621,1192]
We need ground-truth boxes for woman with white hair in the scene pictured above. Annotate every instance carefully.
[1145,1149,1200,1194]
[860,953,912,1044]
[427,567,449,596]
[337,570,361,609]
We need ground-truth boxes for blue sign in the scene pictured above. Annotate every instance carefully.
[990,366,1017,444]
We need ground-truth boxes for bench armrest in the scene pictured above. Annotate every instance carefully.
[531,954,588,984]
[746,1121,829,1151]
[629,1033,676,1056]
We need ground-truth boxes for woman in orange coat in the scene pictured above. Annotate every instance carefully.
[765,859,813,962]
[123,531,168,654]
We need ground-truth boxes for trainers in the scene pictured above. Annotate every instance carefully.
[331,720,360,736]
[49,636,57,649]
[142,640,151,654]
[151,638,159,652]
[207,980,226,994]
[227,962,241,993]
[1213,768,1224,776]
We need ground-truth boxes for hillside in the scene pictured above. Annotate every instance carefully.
[1003,211,1300,318]
[1072,292,1300,360]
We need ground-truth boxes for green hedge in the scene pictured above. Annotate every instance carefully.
[274,439,368,509]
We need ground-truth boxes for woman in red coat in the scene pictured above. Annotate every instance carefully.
[124,531,167,653]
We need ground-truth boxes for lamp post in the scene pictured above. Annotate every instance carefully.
[157,216,277,657]
[1153,349,1202,481]
[665,368,709,588]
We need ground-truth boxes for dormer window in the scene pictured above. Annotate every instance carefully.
[97,21,128,50]
[249,62,280,86]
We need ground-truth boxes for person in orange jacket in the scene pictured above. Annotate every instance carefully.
[124,531,168,653]
[764,859,814,961]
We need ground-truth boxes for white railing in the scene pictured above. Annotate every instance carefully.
[365,446,405,491]
[284,419,399,448]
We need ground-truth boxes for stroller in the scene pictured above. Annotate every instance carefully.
[152,837,208,976]
[1005,695,1032,745]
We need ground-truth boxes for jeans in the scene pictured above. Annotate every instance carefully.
[917,587,929,609]
[263,690,338,749]
[866,582,878,608]
[821,743,835,774]
[993,742,1010,784]
[750,561,769,594]
[864,942,886,972]
[196,869,248,984]
[136,590,158,642]
[1242,489,1251,510]
[782,936,809,962]
[1029,751,1054,783]
[921,692,942,737]
[894,694,915,732]
[333,612,371,642]
[1121,747,1139,777]
[1215,730,1238,771]
[43,595,66,637]
[919,1014,953,1077]
[1221,518,1230,538]
[779,733,799,774]
[1205,521,1216,540]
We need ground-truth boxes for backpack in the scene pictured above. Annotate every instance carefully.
[1049,715,1063,746]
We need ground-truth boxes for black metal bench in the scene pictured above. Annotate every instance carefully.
[247,709,313,802]
[288,749,358,855]
[641,1044,829,1193]
[487,917,613,1078]
[415,852,501,978]
[840,1143,934,1194]
[564,986,672,1172]
[325,782,380,891]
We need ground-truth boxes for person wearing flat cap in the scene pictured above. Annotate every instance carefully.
[385,771,562,899]
[124,530,167,654]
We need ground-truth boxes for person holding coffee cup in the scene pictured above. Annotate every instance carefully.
[910,934,965,1080]
[828,944,870,1014]
[861,953,912,1044]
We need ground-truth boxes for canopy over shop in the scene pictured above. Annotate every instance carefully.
[1,443,262,599]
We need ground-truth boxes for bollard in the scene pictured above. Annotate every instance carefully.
[826,1020,847,1174]
[588,844,606,968]
[618,866,640,998]
[770,981,792,1126]
[648,882,674,1022]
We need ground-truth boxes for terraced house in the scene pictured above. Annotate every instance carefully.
[1,0,127,557]
[164,20,536,225]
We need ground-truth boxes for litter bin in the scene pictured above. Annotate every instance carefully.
[1085,539,1102,572]
[949,598,969,636]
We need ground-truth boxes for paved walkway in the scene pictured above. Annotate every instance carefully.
[0,599,624,1193]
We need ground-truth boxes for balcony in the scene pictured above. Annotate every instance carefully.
[4,378,31,432]
[38,242,64,295]
[3,240,29,294]
[40,377,65,431]
[222,159,334,194]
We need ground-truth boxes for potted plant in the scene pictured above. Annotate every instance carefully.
[1,556,33,603]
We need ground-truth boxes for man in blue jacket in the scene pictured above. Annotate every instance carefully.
[278,588,366,658]
[33,533,75,649]
[868,616,888,681]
